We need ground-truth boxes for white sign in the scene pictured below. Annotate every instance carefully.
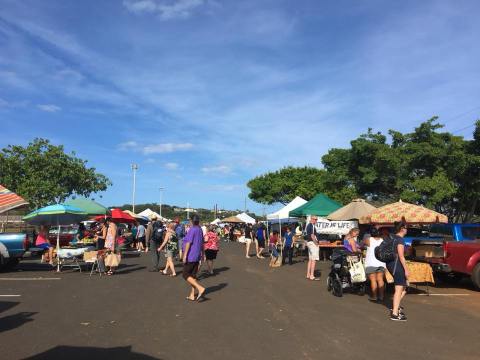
[311,217,358,235]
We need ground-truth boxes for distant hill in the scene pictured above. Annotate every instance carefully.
[111,203,258,223]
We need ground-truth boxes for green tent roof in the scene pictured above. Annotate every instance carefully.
[289,193,342,217]
[64,197,109,215]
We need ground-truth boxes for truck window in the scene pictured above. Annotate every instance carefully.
[461,226,480,240]
[429,224,453,240]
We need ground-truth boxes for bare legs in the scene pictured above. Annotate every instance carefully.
[162,256,176,276]
[368,272,385,300]
[206,259,214,275]
[186,277,205,300]
[392,285,407,316]
[245,240,251,258]
[306,259,316,279]
[377,272,385,300]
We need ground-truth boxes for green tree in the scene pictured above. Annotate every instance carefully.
[247,166,349,205]
[0,138,111,209]
[321,118,480,221]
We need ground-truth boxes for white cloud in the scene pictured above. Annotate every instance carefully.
[37,104,61,112]
[118,141,138,150]
[201,165,231,174]
[143,142,193,154]
[164,162,179,170]
[209,184,243,192]
[145,158,156,163]
[123,0,207,20]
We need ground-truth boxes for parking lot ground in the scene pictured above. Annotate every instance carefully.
[1,242,479,360]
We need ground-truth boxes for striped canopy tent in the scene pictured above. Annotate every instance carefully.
[221,215,244,223]
[360,200,448,225]
[0,185,29,214]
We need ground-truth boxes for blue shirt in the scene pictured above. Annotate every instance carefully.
[284,232,293,247]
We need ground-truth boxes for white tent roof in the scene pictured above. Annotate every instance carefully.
[236,212,256,224]
[210,218,221,225]
[138,208,168,222]
[267,196,307,220]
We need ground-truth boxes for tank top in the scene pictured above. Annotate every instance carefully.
[365,237,386,268]
[36,231,48,246]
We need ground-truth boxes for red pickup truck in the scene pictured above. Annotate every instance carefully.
[412,239,480,290]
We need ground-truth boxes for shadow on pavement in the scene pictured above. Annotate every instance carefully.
[206,282,228,295]
[115,265,147,275]
[23,345,162,360]
[0,311,36,333]
[0,301,19,314]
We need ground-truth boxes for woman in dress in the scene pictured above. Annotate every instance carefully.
[158,222,178,276]
[364,227,386,302]
[104,218,118,275]
[204,225,220,275]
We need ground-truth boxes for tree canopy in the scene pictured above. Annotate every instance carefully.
[248,118,480,222]
[0,138,111,209]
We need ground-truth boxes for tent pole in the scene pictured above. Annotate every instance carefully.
[56,223,61,272]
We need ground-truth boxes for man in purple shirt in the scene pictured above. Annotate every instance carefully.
[183,215,206,301]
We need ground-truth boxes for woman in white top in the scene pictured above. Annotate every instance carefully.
[364,227,386,302]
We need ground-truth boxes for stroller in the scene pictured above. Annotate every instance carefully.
[327,248,366,297]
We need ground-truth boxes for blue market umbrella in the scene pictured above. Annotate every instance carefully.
[23,204,89,272]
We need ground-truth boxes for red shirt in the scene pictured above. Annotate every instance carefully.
[269,234,278,246]
[204,231,219,251]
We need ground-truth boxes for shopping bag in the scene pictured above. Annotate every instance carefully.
[349,259,366,283]
[105,253,121,267]
[83,251,98,262]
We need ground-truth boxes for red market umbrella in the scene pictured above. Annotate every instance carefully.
[93,208,136,223]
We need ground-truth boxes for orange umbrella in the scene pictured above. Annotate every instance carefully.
[360,200,448,224]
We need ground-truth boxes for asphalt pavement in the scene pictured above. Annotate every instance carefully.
[0,242,479,360]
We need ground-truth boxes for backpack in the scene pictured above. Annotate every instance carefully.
[152,222,165,242]
[374,234,397,263]
[175,224,185,239]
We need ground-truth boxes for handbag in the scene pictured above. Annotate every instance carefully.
[105,253,121,267]
[349,258,366,283]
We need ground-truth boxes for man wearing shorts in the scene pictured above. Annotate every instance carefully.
[182,215,206,301]
[305,216,320,280]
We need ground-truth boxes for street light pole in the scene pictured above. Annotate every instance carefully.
[159,187,165,219]
[131,163,138,213]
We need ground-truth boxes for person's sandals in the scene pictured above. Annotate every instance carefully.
[106,270,114,276]
[196,289,206,302]
[185,297,195,301]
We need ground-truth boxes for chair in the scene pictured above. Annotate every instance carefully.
[83,250,101,276]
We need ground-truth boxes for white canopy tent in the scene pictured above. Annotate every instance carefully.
[210,218,222,225]
[138,208,169,222]
[267,196,307,221]
[236,212,256,224]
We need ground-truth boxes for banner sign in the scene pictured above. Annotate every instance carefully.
[314,218,358,235]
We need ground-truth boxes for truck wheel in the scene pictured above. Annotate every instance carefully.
[5,258,19,270]
[471,264,480,291]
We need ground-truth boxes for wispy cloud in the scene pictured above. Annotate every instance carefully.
[201,165,231,175]
[37,104,61,112]
[164,162,179,170]
[123,0,209,20]
[143,143,193,154]
[118,141,138,151]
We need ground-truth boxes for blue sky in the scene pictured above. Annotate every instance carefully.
[1,0,479,215]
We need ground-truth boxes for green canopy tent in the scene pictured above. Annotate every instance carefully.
[65,197,109,216]
[289,193,342,217]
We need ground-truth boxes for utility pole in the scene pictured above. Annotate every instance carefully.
[131,163,138,213]
[159,187,165,219]
[244,197,247,213]
[186,202,190,220]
